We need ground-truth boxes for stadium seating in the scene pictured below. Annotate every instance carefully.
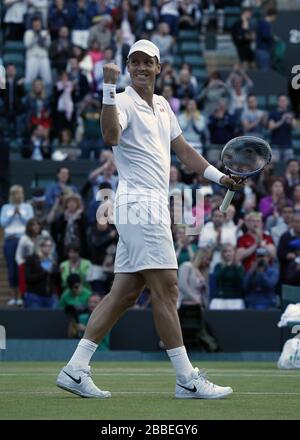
[281,285,300,310]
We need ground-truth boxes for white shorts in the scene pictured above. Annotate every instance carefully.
[114,202,178,273]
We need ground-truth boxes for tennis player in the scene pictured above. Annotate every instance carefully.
[56,40,242,399]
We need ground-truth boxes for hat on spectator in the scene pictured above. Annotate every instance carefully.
[128,40,160,62]
[32,188,45,202]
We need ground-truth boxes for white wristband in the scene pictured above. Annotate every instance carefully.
[203,165,225,184]
[102,83,116,105]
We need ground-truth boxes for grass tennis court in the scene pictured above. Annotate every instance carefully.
[0,361,299,420]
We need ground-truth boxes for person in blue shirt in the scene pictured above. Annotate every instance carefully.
[255,8,277,70]
[45,166,78,210]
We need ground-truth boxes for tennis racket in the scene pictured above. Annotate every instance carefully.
[219,136,272,213]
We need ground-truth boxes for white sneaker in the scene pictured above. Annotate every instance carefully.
[7,299,16,306]
[16,299,24,307]
[56,364,111,399]
[175,368,233,399]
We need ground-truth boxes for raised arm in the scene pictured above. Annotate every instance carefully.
[100,64,121,147]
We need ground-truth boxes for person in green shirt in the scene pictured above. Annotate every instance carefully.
[60,244,92,290]
[59,273,91,311]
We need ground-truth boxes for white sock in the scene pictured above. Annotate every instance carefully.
[67,338,98,369]
[166,346,194,381]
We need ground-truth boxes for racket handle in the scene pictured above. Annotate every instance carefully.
[219,190,235,213]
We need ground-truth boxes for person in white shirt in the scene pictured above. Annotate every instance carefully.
[56,40,243,400]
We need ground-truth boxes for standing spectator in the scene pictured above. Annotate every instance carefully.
[270,204,294,247]
[48,0,71,40]
[237,211,276,272]
[52,194,87,261]
[162,84,181,115]
[210,244,245,310]
[178,99,206,155]
[3,0,26,40]
[292,184,300,214]
[198,208,237,272]
[208,100,237,161]
[135,0,159,39]
[159,0,180,37]
[88,15,112,51]
[0,64,25,138]
[241,94,266,138]
[231,8,255,69]
[197,71,228,117]
[24,237,57,309]
[268,95,297,162]
[78,93,105,159]
[226,65,253,120]
[255,8,277,70]
[24,15,52,89]
[178,0,202,30]
[174,226,198,266]
[25,79,52,132]
[278,213,300,286]
[60,251,92,290]
[202,0,224,34]
[0,185,34,306]
[66,57,90,104]
[259,177,287,222]
[49,26,73,72]
[53,71,76,135]
[243,247,278,309]
[69,0,94,49]
[111,0,136,46]
[151,22,174,64]
[45,166,79,211]
[284,159,300,199]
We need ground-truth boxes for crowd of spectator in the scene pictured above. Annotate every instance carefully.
[0,1,300,335]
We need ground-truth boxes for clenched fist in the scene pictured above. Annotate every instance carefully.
[103,64,121,85]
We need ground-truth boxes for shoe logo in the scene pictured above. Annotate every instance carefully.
[63,370,81,384]
[177,383,197,393]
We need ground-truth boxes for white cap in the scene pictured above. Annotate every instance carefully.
[128,40,160,62]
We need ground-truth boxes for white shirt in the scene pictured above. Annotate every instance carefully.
[113,86,182,205]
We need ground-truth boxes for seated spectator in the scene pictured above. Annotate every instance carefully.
[278,212,300,286]
[284,159,300,199]
[210,244,245,310]
[135,0,159,39]
[255,8,277,70]
[161,84,181,115]
[231,8,255,69]
[241,94,267,138]
[25,79,52,132]
[21,124,51,160]
[24,15,52,89]
[198,71,228,117]
[270,204,294,247]
[259,177,287,222]
[178,99,206,155]
[59,273,91,313]
[268,95,297,162]
[88,156,118,198]
[292,184,300,213]
[49,26,73,72]
[178,0,201,30]
[198,208,237,272]
[174,225,198,266]
[243,247,278,309]
[202,0,224,34]
[155,61,178,93]
[0,64,25,138]
[226,65,253,121]
[76,295,110,349]
[60,244,92,290]
[45,166,79,211]
[0,185,34,306]
[48,0,71,40]
[151,22,174,64]
[237,211,276,272]
[52,194,87,261]
[24,237,57,309]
